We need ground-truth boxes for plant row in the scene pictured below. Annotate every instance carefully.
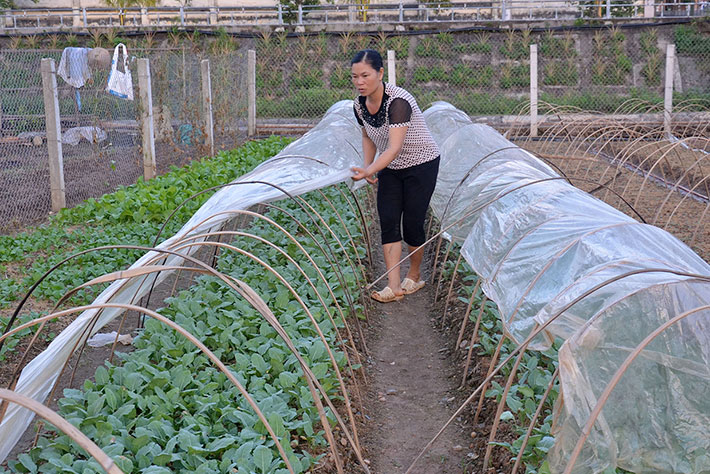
[8,193,364,473]
[438,243,631,473]
[0,137,293,360]
[4,138,367,473]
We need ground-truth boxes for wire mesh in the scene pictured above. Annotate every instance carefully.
[147,45,248,160]
[0,45,248,234]
[0,50,56,232]
[56,48,142,208]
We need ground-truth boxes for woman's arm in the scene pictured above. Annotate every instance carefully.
[352,125,408,181]
[362,128,376,168]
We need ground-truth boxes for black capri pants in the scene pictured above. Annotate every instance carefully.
[377,156,440,247]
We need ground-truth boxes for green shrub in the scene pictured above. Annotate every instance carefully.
[290,69,323,89]
[412,65,447,83]
[415,37,440,57]
[540,89,664,112]
[452,92,527,115]
[499,64,529,89]
[542,60,578,86]
[257,88,352,118]
[455,41,492,54]
[386,36,409,59]
[675,24,710,55]
[449,64,493,87]
[255,66,284,90]
[641,53,663,86]
[329,65,352,89]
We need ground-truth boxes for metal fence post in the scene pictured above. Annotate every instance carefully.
[530,43,538,138]
[137,58,157,180]
[201,59,215,157]
[387,50,396,86]
[605,0,611,18]
[297,4,303,24]
[248,50,256,137]
[348,4,356,23]
[399,2,403,22]
[40,59,66,212]
[664,43,675,138]
[179,6,185,26]
[278,4,283,24]
[82,8,87,27]
[140,7,149,26]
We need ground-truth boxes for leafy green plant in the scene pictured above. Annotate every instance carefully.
[257,89,352,118]
[543,59,578,86]
[329,64,352,89]
[415,37,441,58]
[499,64,529,89]
[211,27,237,54]
[290,61,323,89]
[413,65,447,83]
[8,178,366,473]
[449,64,493,87]
[675,24,710,55]
[455,33,492,55]
[451,92,527,115]
[590,29,631,85]
[641,52,662,86]
[500,30,529,60]
[386,35,409,59]
[539,31,577,58]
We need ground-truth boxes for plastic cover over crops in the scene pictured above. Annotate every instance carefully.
[0,101,365,463]
[424,102,710,474]
[4,99,709,474]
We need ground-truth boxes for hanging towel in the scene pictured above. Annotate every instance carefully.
[57,47,92,89]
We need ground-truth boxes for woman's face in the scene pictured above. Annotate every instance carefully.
[351,61,383,97]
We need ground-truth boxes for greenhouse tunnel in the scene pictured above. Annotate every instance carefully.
[1,100,709,474]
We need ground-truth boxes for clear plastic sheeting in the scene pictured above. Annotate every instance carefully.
[0,100,364,463]
[423,102,710,473]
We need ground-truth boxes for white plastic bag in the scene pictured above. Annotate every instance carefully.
[106,43,133,101]
[61,126,107,146]
[86,331,133,348]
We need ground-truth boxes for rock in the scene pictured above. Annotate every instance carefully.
[32,135,43,146]
[378,396,386,402]
[470,431,477,438]
[453,445,463,452]
[88,47,111,70]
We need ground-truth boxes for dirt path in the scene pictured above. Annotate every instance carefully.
[361,246,472,474]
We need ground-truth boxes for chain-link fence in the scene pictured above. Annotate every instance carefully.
[147,45,248,161]
[0,44,248,233]
[0,50,54,231]
[249,25,709,121]
[2,25,708,233]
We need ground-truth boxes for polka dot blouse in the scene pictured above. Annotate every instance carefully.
[353,82,440,170]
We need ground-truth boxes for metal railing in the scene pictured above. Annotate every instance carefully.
[1,1,709,32]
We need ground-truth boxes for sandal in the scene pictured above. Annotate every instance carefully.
[401,278,426,295]
[371,286,404,303]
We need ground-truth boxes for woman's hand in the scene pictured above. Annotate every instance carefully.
[351,166,378,184]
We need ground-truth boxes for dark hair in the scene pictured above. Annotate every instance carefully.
[351,49,384,71]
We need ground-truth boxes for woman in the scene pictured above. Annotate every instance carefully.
[350,49,440,303]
